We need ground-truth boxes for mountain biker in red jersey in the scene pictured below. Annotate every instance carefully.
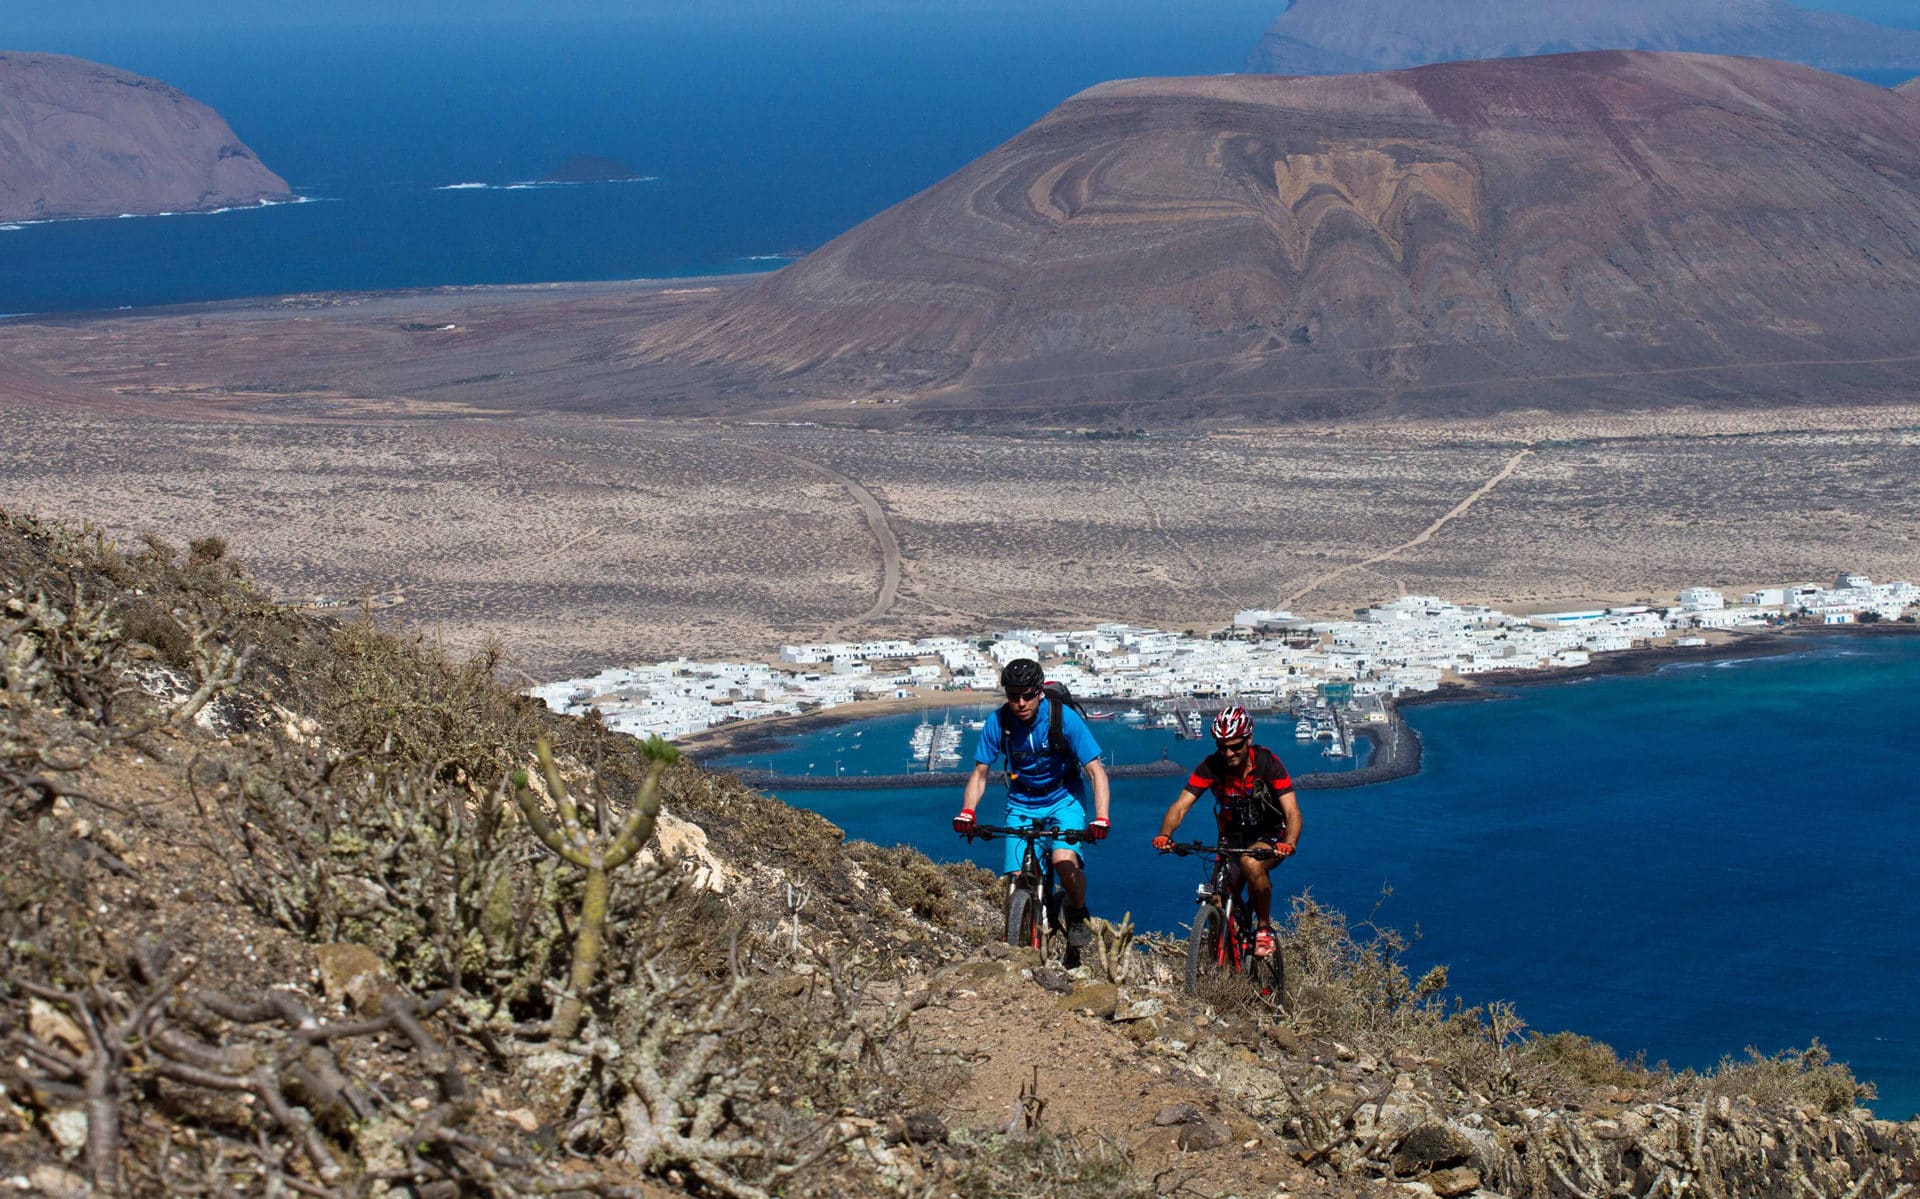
[1151,705,1302,958]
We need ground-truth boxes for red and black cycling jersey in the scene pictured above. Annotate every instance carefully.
[1187,745,1295,836]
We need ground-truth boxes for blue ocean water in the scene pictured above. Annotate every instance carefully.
[719,635,1920,1118]
[0,6,1277,313]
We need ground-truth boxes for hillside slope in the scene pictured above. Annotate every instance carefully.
[632,52,1920,426]
[1247,0,1920,75]
[0,51,291,222]
[2,507,1916,1197]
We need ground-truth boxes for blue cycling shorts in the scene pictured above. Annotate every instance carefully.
[1002,793,1087,875]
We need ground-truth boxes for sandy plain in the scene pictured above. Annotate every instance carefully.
[3,280,1918,679]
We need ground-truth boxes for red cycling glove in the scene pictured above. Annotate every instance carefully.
[1152,834,1173,852]
[1273,842,1296,858]
[1086,818,1110,842]
[952,809,976,839]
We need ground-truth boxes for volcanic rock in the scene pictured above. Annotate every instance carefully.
[635,52,1920,424]
[0,51,291,222]
[1247,0,1920,76]
[540,154,647,183]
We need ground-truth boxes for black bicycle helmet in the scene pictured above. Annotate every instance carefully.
[999,658,1044,690]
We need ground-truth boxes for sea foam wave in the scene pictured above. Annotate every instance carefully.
[434,177,660,192]
[7,195,316,229]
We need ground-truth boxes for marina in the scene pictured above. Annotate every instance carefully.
[906,713,964,770]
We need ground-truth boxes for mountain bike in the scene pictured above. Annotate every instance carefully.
[967,821,1088,953]
[1163,839,1284,1011]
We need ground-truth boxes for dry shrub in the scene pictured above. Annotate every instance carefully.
[1279,891,1447,1046]
[117,597,192,666]
[948,1128,1154,1199]
[1523,1030,1654,1091]
[677,763,848,878]
[846,841,996,931]
[186,534,228,565]
[1191,958,1270,1017]
[306,621,546,782]
[1690,1041,1874,1114]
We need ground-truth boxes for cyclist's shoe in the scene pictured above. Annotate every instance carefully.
[1066,906,1094,949]
[1253,926,1277,958]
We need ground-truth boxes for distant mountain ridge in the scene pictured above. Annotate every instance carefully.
[0,51,291,222]
[1248,0,1920,75]
[633,52,1920,424]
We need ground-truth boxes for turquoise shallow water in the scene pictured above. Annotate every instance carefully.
[720,634,1920,1118]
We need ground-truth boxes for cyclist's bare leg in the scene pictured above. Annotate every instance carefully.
[1051,848,1087,910]
[1241,850,1275,926]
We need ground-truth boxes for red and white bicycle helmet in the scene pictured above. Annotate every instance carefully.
[1211,705,1252,741]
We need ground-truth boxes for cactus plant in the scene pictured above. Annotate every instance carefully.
[510,735,674,1040]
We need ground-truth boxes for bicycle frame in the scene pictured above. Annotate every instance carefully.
[969,822,1087,951]
[1166,839,1283,1005]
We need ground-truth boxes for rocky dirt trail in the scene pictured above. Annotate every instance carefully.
[909,946,1397,1199]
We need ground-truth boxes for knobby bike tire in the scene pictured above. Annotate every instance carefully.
[1006,888,1039,949]
[1185,902,1225,995]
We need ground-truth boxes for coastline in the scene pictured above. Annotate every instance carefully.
[681,688,993,760]
[0,271,763,326]
[691,623,1917,790]
[1402,622,1917,705]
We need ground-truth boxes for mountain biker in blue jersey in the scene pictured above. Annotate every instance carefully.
[952,658,1112,948]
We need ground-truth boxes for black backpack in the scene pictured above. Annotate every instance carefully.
[999,679,1088,773]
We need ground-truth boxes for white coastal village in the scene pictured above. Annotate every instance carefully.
[529,574,1918,744]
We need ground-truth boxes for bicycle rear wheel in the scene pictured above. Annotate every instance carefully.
[1006,888,1040,949]
[1184,902,1225,995]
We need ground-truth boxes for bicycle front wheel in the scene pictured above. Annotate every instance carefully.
[1006,887,1040,949]
[1184,902,1225,995]
[1251,939,1286,1014]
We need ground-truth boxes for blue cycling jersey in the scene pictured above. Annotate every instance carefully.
[974,697,1103,806]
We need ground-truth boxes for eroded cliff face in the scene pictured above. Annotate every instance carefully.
[632,52,1920,424]
[1247,0,1920,76]
[0,51,291,222]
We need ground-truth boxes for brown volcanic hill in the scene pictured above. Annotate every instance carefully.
[1899,77,1920,96]
[1247,0,1920,76]
[0,51,291,222]
[634,52,1920,424]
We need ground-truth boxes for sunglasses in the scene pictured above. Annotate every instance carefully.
[1218,737,1251,751]
[1005,688,1043,702]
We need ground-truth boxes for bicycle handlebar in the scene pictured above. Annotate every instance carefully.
[968,823,1089,845]
[1162,840,1277,861]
